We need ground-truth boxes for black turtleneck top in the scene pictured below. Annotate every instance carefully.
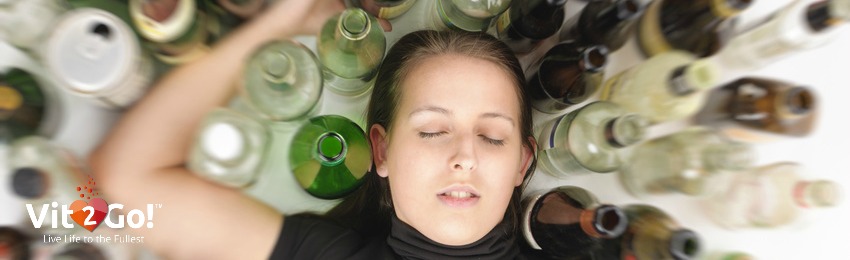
[270,214,536,259]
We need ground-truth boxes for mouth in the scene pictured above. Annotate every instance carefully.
[437,187,480,208]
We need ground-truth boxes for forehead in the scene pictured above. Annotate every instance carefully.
[396,54,521,120]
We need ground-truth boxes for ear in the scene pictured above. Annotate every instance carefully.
[515,136,537,186]
[370,124,390,178]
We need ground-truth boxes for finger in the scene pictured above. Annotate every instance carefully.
[378,18,393,32]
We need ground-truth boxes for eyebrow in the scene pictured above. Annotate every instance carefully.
[408,106,516,127]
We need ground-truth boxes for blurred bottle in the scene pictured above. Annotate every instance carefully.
[538,101,648,177]
[637,0,752,58]
[620,127,756,198]
[215,0,266,19]
[51,242,107,260]
[44,8,156,109]
[488,0,567,54]
[702,251,755,260]
[318,8,386,96]
[432,0,511,32]
[0,0,66,50]
[599,51,720,123]
[694,78,818,143]
[129,0,211,64]
[0,227,31,260]
[242,40,323,121]
[347,0,417,20]
[189,108,269,188]
[597,204,702,260]
[559,0,645,52]
[708,0,850,84]
[522,186,628,259]
[526,41,608,113]
[289,115,371,199]
[0,68,47,139]
[703,162,841,229]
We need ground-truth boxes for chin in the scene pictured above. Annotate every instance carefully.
[425,217,492,246]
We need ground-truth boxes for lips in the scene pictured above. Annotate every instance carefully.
[437,185,480,208]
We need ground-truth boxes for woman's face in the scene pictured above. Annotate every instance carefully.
[370,54,533,246]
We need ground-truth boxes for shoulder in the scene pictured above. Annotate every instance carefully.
[270,214,396,260]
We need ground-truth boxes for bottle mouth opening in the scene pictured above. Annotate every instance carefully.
[670,229,701,260]
[582,46,609,72]
[340,9,370,39]
[11,167,49,199]
[261,51,292,85]
[318,132,347,162]
[594,205,628,238]
[784,87,815,115]
[605,114,648,148]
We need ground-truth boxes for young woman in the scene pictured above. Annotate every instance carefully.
[89,0,537,259]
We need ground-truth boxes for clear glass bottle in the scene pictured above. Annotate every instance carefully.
[538,101,649,177]
[597,204,702,260]
[0,0,66,50]
[709,0,850,83]
[347,0,417,20]
[0,227,31,260]
[188,108,269,188]
[489,0,567,54]
[559,0,644,52]
[318,8,386,96]
[637,0,752,57]
[289,115,372,199]
[129,0,211,64]
[242,40,323,121]
[522,186,628,259]
[620,127,756,198]
[695,77,818,142]
[703,162,841,229]
[526,41,608,113]
[44,8,156,109]
[433,0,511,32]
[599,50,721,123]
[0,68,46,139]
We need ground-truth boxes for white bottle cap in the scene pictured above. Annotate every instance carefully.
[201,122,245,161]
[45,8,140,95]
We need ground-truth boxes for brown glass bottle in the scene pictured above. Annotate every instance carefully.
[526,41,608,113]
[596,204,701,260]
[638,0,753,57]
[695,77,817,142]
[0,68,46,139]
[0,227,31,260]
[491,0,567,53]
[522,186,628,259]
[559,0,644,52]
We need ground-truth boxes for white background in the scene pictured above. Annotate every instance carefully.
[2,0,849,259]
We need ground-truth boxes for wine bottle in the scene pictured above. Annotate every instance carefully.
[526,41,608,113]
[489,0,567,54]
[599,51,720,123]
[708,0,850,84]
[432,0,511,32]
[637,0,752,57]
[289,115,372,199]
[347,0,417,20]
[703,162,841,229]
[694,77,817,142]
[522,186,628,259]
[44,8,156,109]
[598,204,702,260]
[538,101,648,177]
[129,0,211,64]
[559,0,644,52]
[0,0,66,49]
[242,40,323,121]
[188,108,270,188]
[0,227,31,260]
[0,68,46,139]
[620,127,755,198]
[318,8,386,96]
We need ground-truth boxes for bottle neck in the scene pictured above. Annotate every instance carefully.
[587,0,643,34]
[578,45,609,73]
[526,0,567,22]
[579,204,628,239]
[668,59,719,97]
[604,114,648,148]
[668,229,701,260]
[793,180,841,208]
[776,86,815,119]
[317,132,347,166]
[260,50,296,88]
[335,9,372,52]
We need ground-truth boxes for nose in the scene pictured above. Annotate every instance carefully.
[450,135,477,172]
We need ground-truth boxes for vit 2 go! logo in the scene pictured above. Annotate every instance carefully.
[25,175,162,232]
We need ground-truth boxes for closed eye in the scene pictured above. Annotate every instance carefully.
[419,132,446,139]
[481,136,505,146]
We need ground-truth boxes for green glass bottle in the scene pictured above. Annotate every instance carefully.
[242,40,323,121]
[538,101,649,177]
[620,127,755,198]
[0,68,46,139]
[318,8,386,96]
[695,77,817,143]
[559,0,644,52]
[703,162,841,229]
[433,0,512,32]
[526,41,608,113]
[599,51,720,123]
[189,108,269,188]
[348,0,417,20]
[598,204,702,260]
[289,115,371,199]
[522,186,628,259]
[637,0,752,57]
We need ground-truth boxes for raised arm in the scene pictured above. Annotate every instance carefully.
[88,1,344,259]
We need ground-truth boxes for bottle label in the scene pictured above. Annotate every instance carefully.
[668,66,695,96]
[0,85,23,112]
